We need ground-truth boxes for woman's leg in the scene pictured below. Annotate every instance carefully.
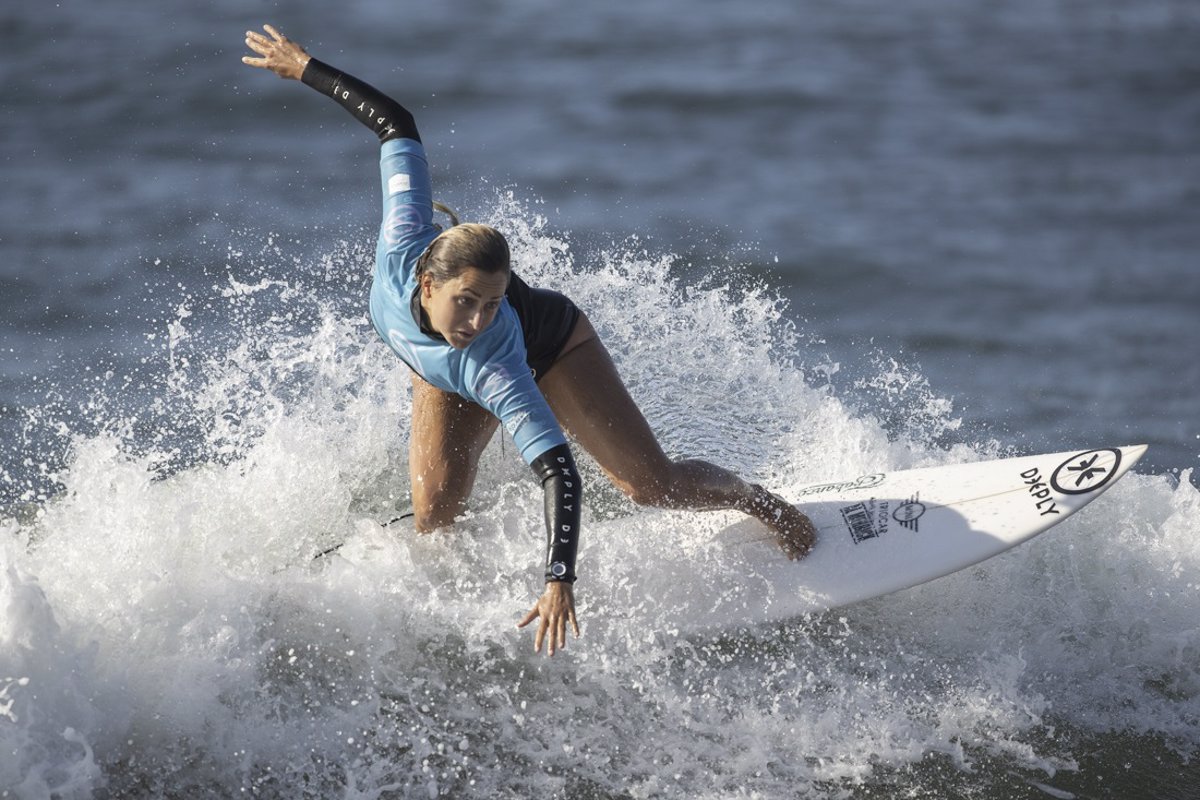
[408,373,500,532]
[537,314,815,557]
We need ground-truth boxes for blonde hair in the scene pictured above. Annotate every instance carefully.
[417,205,510,286]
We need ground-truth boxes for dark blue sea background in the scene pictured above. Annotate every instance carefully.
[2,1,1198,797]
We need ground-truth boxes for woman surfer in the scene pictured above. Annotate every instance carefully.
[241,24,815,656]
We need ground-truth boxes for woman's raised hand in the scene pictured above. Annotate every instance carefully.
[242,24,311,81]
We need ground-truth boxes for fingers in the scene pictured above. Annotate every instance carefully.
[552,614,564,656]
[549,609,573,652]
[782,534,813,560]
[243,36,270,58]
[792,516,817,559]
[517,603,553,655]
[767,503,816,560]
[244,25,284,43]
[244,30,271,49]
[547,605,578,655]
[517,604,539,629]
[540,612,559,656]
[781,530,806,560]
[518,604,552,655]
[242,30,274,70]
[517,588,581,656]
[243,25,287,58]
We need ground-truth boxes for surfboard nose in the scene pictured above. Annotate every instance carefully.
[1120,444,1149,465]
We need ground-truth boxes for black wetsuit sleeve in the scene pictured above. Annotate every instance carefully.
[300,57,421,144]
[530,444,583,583]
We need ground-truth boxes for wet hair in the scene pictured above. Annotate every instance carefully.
[416,205,511,286]
[432,201,460,228]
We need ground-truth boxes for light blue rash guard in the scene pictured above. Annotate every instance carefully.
[367,138,568,465]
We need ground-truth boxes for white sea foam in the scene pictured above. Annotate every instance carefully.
[2,199,1196,797]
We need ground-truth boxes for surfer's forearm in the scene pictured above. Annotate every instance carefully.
[301,58,422,144]
[531,443,583,584]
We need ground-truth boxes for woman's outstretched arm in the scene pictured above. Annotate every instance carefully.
[243,24,420,143]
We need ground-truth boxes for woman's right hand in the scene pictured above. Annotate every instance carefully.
[242,24,311,81]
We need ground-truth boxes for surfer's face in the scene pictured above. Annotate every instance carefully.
[421,267,509,349]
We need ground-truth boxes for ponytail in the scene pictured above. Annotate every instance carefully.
[432,201,459,228]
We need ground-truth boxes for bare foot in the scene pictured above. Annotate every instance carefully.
[746,485,816,559]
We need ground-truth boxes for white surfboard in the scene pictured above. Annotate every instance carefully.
[646,445,1147,632]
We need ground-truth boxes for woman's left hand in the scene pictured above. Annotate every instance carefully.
[517,582,580,656]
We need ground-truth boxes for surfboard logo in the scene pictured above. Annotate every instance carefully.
[842,500,892,544]
[797,473,886,498]
[1050,448,1122,495]
[382,204,425,245]
[893,495,925,532]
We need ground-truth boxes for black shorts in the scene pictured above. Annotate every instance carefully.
[506,271,581,381]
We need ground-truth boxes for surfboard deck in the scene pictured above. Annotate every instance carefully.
[648,445,1147,632]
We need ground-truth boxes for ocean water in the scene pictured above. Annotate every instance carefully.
[2,0,1198,797]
